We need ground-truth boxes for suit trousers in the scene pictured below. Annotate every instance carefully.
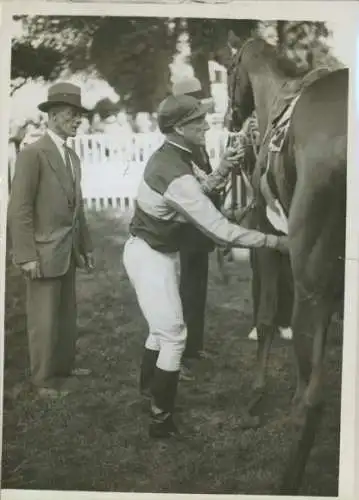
[250,247,293,328]
[26,256,77,387]
[179,249,209,358]
[123,235,187,372]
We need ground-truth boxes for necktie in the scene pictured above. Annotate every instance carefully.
[63,143,74,181]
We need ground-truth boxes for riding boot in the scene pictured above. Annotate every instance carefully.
[139,348,159,398]
[149,368,180,438]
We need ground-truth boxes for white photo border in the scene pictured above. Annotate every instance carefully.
[0,2,358,500]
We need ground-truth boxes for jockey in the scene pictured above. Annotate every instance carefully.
[122,94,289,439]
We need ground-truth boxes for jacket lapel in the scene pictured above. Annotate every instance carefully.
[68,148,82,215]
[39,134,75,204]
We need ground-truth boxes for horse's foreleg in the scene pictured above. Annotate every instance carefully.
[253,323,276,393]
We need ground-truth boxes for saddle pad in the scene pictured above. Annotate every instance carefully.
[260,165,289,235]
[266,200,289,235]
[269,94,300,153]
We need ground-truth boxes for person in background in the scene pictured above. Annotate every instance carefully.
[237,114,294,342]
[8,82,94,399]
[123,93,288,438]
[171,77,219,380]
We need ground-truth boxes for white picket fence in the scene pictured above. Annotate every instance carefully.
[8,129,240,212]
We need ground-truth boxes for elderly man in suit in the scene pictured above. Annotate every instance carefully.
[8,82,94,398]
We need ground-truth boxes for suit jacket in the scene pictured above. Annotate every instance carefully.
[179,145,219,254]
[8,133,93,278]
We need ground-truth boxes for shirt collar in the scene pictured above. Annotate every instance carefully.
[165,133,192,154]
[47,129,66,149]
[166,139,191,153]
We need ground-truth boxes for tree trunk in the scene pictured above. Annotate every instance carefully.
[191,52,211,99]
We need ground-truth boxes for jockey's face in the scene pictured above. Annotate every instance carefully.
[175,116,210,147]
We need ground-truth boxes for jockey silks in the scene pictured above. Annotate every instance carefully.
[129,139,270,253]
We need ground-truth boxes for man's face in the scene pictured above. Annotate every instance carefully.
[52,105,83,139]
[177,116,210,147]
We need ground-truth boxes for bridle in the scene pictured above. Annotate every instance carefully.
[226,38,255,134]
[222,38,258,217]
[215,39,259,284]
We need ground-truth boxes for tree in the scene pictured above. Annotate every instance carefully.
[186,18,257,94]
[90,17,180,113]
[11,15,101,95]
[11,16,342,113]
[11,15,179,113]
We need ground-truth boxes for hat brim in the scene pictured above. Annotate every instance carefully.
[177,101,212,127]
[38,100,89,114]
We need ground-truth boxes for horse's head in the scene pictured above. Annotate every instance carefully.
[226,38,257,131]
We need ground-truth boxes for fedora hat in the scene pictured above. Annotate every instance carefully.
[172,77,214,112]
[172,77,202,97]
[38,82,89,113]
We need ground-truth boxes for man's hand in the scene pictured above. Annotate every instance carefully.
[217,141,247,176]
[276,236,290,253]
[265,235,289,253]
[20,261,41,279]
[84,252,95,272]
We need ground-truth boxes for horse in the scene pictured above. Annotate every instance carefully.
[227,37,347,423]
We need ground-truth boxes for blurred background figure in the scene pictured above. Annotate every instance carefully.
[135,112,153,134]
[172,77,218,380]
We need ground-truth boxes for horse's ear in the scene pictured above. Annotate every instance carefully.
[228,30,243,51]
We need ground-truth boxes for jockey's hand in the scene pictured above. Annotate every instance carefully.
[265,235,289,253]
[218,142,247,176]
[20,260,41,279]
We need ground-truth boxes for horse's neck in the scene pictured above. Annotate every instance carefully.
[250,70,288,139]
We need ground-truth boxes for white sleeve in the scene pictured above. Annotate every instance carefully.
[163,174,267,248]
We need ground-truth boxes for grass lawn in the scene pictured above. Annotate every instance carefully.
[2,211,342,495]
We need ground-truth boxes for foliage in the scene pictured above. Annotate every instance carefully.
[186,19,258,95]
[11,16,341,110]
[90,17,179,113]
[11,15,100,95]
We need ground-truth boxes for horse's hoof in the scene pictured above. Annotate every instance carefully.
[239,413,261,429]
[291,399,311,427]
[291,387,305,408]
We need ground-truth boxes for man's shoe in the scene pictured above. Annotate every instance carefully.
[149,411,179,438]
[248,327,258,341]
[279,327,293,340]
[179,364,195,381]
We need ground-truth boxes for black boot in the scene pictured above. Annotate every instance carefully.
[149,368,180,438]
[139,348,159,398]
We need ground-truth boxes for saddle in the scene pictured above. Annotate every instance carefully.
[258,66,333,234]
